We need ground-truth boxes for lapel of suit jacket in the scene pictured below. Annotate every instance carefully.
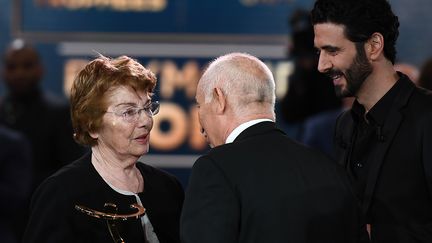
[361,77,415,213]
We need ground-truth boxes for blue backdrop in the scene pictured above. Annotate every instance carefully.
[1,0,432,187]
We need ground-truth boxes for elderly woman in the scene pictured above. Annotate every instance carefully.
[24,55,184,243]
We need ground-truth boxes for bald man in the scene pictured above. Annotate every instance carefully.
[180,53,368,243]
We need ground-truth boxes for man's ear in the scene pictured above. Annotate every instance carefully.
[212,87,226,114]
[367,32,384,61]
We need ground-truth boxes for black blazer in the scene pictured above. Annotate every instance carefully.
[334,75,432,243]
[23,153,184,243]
[181,121,367,243]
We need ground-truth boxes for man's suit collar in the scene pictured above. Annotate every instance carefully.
[234,121,283,142]
[392,72,416,110]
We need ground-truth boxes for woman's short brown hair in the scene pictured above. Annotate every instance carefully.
[70,55,157,146]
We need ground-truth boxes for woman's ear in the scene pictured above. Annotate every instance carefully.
[88,124,99,139]
[89,131,98,139]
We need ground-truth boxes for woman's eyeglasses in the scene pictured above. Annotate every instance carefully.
[106,101,160,123]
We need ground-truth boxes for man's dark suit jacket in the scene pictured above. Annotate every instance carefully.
[334,75,432,243]
[181,121,367,243]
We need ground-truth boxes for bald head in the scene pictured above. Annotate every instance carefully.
[198,52,276,117]
[195,53,276,147]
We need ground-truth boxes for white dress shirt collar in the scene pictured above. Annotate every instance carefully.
[225,119,273,144]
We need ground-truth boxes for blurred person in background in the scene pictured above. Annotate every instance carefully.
[312,0,432,242]
[280,9,341,138]
[300,97,354,159]
[24,55,184,243]
[0,125,32,243]
[0,39,87,192]
[394,62,419,84]
[418,58,432,90]
[181,52,367,243]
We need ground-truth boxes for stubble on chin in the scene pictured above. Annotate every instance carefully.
[334,85,352,98]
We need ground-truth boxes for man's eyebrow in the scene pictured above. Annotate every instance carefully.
[320,45,341,52]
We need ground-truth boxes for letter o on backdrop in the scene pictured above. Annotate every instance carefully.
[150,102,188,151]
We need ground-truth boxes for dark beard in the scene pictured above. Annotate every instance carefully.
[333,43,373,98]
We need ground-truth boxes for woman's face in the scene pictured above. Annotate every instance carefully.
[91,85,153,160]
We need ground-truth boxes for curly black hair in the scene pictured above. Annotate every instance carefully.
[311,0,399,64]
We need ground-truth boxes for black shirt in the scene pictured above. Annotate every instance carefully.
[349,76,404,202]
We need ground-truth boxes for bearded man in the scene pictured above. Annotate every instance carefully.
[312,0,432,242]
